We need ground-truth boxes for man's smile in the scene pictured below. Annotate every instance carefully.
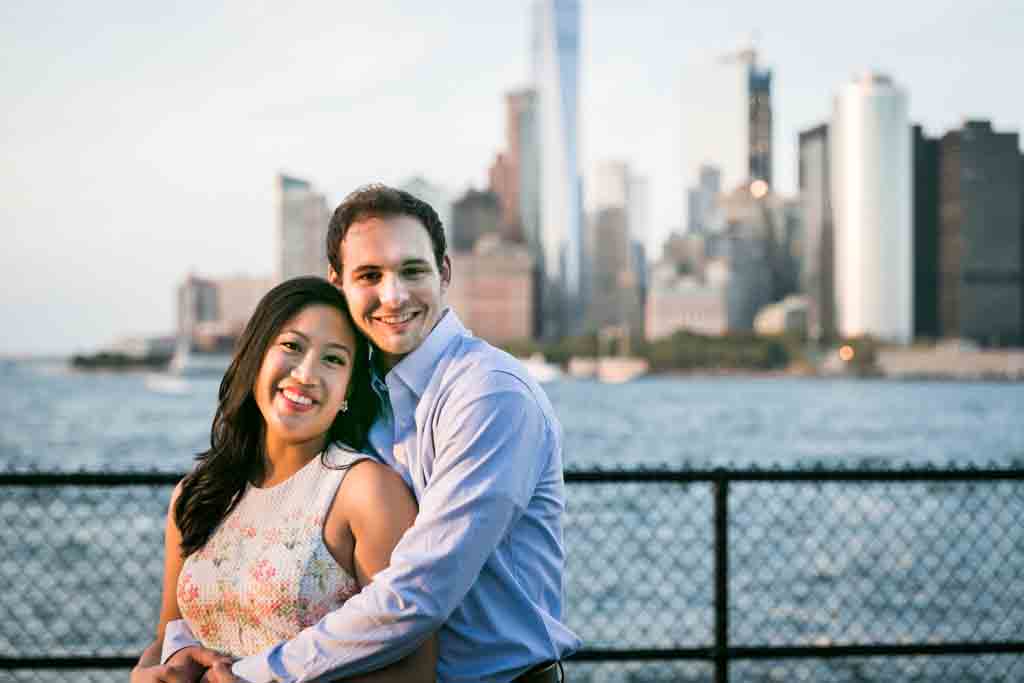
[372,310,421,326]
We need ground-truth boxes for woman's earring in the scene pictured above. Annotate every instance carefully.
[339,400,348,413]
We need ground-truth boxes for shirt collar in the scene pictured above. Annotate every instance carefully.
[378,308,466,398]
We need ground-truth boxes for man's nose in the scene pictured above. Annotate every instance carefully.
[379,273,409,306]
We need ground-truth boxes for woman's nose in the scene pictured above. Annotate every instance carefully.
[290,351,317,382]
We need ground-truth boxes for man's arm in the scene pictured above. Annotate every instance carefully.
[232,371,547,683]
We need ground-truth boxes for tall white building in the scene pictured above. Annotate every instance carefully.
[831,72,913,344]
[681,45,773,228]
[533,0,582,338]
[278,174,329,281]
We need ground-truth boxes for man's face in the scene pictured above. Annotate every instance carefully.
[329,214,449,372]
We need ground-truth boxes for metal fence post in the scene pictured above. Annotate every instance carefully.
[713,474,729,683]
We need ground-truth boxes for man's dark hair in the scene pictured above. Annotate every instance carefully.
[327,183,447,275]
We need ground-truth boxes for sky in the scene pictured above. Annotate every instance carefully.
[2,0,1022,356]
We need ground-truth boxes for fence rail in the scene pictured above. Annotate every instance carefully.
[2,466,1023,682]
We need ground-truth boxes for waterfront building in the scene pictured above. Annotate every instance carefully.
[681,45,773,232]
[831,72,913,344]
[277,174,329,282]
[451,189,502,252]
[177,274,218,341]
[627,175,651,302]
[661,231,707,279]
[798,124,836,340]
[587,207,637,334]
[489,89,540,245]
[587,161,648,339]
[399,176,453,241]
[533,0,583,338]
[446,234,534,344]
[937,120,1023,345]
[177,273,274,350]
[913,125,941,340]
[645,262,728,339]
[709,182,802,306]
[214,276,275,335]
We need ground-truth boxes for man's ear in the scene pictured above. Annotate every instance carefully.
[440,255,452,290]
[327,264,341,288]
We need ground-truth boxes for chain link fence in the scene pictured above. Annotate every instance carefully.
[2,467,1022,682]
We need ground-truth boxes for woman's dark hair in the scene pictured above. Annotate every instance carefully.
[175,276,378,557]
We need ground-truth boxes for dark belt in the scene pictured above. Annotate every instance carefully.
[513,661,562,683]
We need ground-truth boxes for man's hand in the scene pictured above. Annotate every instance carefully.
[131,646,233,683]
[200,661,244,683]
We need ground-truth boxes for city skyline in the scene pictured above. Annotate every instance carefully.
[3,1,1023,355]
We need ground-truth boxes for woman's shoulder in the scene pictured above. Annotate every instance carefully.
[332,461,413,524]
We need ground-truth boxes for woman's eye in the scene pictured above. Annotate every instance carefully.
[325,354,347,366]
[281,341,300,351]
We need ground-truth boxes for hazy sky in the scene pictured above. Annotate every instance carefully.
[3,0,1022,356]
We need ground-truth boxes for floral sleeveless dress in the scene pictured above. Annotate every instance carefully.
[176,447,364,657]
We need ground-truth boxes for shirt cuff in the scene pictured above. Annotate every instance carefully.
[160,619,201,664]
[232,645,285,683]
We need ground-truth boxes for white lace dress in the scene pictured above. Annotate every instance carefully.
[176,447,364,657]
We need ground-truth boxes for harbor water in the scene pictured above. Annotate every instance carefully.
[1,361,1022,681]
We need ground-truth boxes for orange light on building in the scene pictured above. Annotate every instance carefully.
[838,345,855,362]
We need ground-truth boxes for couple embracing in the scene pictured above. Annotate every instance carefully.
[131,184,580,683]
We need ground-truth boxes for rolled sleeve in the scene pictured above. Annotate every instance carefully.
[160,619,201,664]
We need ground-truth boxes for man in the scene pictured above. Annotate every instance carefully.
[165,184,580,682]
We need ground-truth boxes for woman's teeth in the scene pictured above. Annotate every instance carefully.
[282,388,313,406]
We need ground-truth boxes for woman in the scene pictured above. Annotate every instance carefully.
[132,277,436,683]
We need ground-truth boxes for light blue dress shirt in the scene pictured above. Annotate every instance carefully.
[199,309,580,682]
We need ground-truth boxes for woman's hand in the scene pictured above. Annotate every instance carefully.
[131,646,232,683]
[200,661,242,683]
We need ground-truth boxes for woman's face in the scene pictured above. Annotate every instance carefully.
[254,304,357,455]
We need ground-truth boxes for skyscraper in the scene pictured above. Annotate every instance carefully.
[831,73,913,344]
[937,120,1022,345]
[277,174,329,282]
[912,125,940,340]
[798,124,836,340]
[533,0,582,338]
[682,45,773,230]
[686,164,721,234]
[488,90,539,244]
[587,161,645,339]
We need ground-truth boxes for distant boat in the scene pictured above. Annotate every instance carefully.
[521,353,563,383]
[567,356,649,383]
[596,357,649,384]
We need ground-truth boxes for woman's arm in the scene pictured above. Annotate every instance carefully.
[131,482,229,683]
[330,460,438,683]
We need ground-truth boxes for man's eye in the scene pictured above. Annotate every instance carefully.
[358,272,380,283]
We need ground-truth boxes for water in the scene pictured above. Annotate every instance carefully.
[2,362,1023,681]
[2,362,1023,471]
